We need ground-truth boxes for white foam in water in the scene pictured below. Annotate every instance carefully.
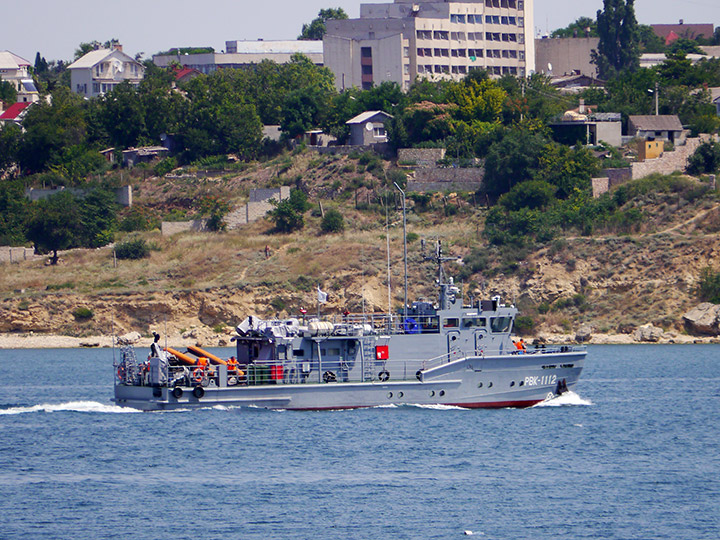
[532,391,592,408]
[0,401,140,415]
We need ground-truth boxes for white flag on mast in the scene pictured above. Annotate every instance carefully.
[317,286,328,303]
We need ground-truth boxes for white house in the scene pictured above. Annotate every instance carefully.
[346,111,393,146]
[68,46,145,98]
[0,50,39,103]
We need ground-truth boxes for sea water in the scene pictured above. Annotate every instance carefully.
[0,344,718,540]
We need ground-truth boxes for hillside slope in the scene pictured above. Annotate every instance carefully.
[2,151,719,345]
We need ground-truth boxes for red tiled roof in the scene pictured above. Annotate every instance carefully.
[174,67,195,79]
[0,102,32,121]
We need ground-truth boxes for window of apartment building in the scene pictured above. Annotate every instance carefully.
[450,32,466,40]
[452,65,459,74]
[416,30,432,40]
[362,65,373,75]
[425,64,433,73]
[501,16,509,25]
[434,48,449,57]
[433,30,449,40]
[404,47,410,57]
[450,14,466,23]
[468,49,484,58]
[434,65,443,73]
[501,50,509,58]
[485,0,499,7]
[500,0,509,7]
[458,65,467,74]
[417,48,425,57]
[361,47,372,58]
[492,66,501,75]
[509,17,516,25]
[518,17,524,26]
[92,83,100,94]
[518,1,524,10]
[417,65,424,74]
[509,50,517,59]
[467,14,476,24]
[519,33,524,44]
[519,51,525,60]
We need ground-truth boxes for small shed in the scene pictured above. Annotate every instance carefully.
[346,111,393,146]
[627,115,685,144]
[122,146,169,167]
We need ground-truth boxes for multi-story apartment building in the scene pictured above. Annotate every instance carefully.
[324,0,534,91]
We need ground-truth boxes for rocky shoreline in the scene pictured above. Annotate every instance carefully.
[1,331,718,349]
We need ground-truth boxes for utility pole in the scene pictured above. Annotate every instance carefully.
[655,81,659,116]
[393,182,408,321]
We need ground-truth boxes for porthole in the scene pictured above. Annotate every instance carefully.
[488,382,493,388]
[478,382,483,388]
[510,381,515,387]
[439,390,445,397]
[430,390,436,397]
[387,392,393,399]
[398,391,404,398]
[519,380,524,386]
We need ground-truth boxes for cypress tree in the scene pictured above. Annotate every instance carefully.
[592,0,640,79]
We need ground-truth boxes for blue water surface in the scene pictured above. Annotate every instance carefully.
[0,344,718,540]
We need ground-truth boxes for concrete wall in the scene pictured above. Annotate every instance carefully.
[225,187,291,229]
[161,220,207,236]
[0,247,39,264]
[535,37,599,77]
[25,186,133,207]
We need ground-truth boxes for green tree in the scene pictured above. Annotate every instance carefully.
[26,192,83,265]
[686,141,720,175]
[298,8,348,40]
[637,25,665,54]
[0,123,22,172]
[321,208,345,233]
[592,0,640,79]
[483,129,549,196]
[0,178,30,245]
[0,77,17,103]
[499,180,557,211]
[551,17,597,38]
[267,189,311,233]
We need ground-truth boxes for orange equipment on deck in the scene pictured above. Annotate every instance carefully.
[187,345,227,365]
[164,347,196,366]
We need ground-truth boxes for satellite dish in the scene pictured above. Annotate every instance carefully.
[548,62,553,73]
[365,122,374,131]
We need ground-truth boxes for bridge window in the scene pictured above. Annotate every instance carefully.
[490,316,512,333]
[462,317,487,328]
[443,318,459,328]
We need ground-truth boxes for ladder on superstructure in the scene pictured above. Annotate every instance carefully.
[120,345,138,384]
[361,338,376,382]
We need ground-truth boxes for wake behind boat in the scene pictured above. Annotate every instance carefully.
[113,243,585,411]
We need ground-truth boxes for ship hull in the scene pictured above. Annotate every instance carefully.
[113,350,584,411]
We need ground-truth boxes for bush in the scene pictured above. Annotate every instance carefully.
[513,315,535,335]
[154,157,177,177]
[115,238,150,260]
[72,307,94,321]
[321,208,345,233]
[696,267,720,303]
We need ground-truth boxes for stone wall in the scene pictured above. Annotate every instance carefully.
[397,148,446,167]
[630,137,705,180]
[408,167,484,192]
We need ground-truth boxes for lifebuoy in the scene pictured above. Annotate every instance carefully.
[403,317,420,334]
[378,370,390,382]
[323,371,337,383]
[172,386,183,399]
[117,366,125,380]
[193,368,204,383]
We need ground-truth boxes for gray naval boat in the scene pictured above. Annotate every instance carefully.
[113,244,585,411]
